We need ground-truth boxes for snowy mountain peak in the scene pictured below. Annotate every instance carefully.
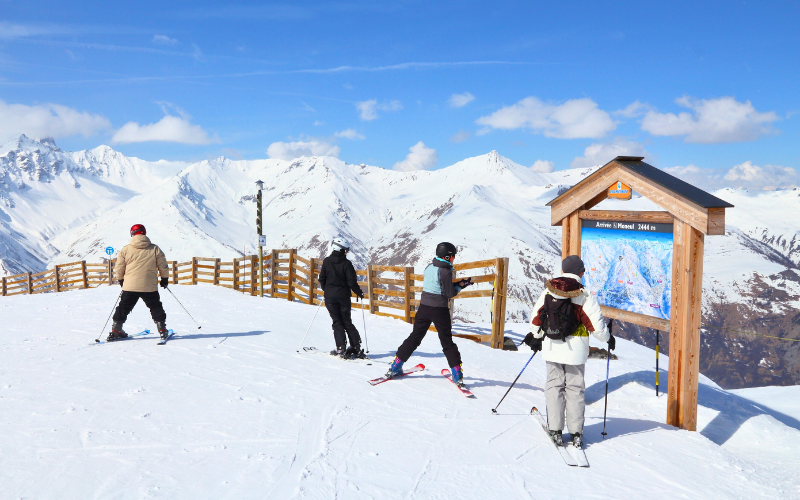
[0,134,60,156]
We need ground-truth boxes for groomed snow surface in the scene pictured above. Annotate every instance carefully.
[2,285,799,499]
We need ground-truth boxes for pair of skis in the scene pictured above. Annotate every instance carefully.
[301,346,376,365]
[530,407,589,467]
[368,365,475,398]
[93,329,175,346]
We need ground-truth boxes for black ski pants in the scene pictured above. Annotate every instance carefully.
[325,296,361,348]
[113,291,167,323]
[396,304,462,368]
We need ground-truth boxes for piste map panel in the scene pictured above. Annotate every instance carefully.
[581,219,673,320]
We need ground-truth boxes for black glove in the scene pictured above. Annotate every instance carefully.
[522,332,542,352]
[458,278,473,288]
[160,278,169,288]
[357,292,365,302]
[119,279,124,287]
[608,334,616,351]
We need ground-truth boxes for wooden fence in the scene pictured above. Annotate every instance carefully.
[1,251,510,348]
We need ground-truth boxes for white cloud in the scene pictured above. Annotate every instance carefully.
[152,34,178,45]
[449,130,471,143]
[663,161,798,190]
[531,159,555,173]
[724,161,797,187]
[112,115,217,144]
[615,100,651,118]
[570,138,649,169]
[266,139,340,160]
[448,92,475,108]
[0,98,111,141]
[475,96,616,139]
[393,141,437,172]
[356,99,402,121]
[640,96,779,143]
[313,120,325,126]
[191,43,204,62]
[334,128,365,140]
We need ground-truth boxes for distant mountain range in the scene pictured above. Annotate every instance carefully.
[1,135,798,389]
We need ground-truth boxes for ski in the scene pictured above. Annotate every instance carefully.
[368,364,425,386]
[530,407,578,467]
[157,329,175,345]
[93,329,150,345]
[566,443,590,467]
[301,346,377,365]
[441,368,475,397]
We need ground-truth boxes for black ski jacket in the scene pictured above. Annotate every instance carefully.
[319,250,363,301]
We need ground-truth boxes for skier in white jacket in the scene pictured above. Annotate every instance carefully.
[523,255,615,449]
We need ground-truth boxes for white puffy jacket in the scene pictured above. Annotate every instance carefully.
[529,273,610,365]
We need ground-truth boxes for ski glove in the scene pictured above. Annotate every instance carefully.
[522,332,542,352]
[608,334,616,351]
[458,277,473,288]
[118,279,124,287]
[160,278,169,288]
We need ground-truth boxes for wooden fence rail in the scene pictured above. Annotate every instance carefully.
[1,251,510,348]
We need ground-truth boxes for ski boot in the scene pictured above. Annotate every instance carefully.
[156,321,169,341]
[106,322,128,341]
[330,345,346,357]
[451,364,465,387]
[345,344,366,360]
[549,430,563,446]
[386,356,404,378]
[571,432,582,449]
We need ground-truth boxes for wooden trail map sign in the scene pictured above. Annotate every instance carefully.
[546,155,733,432]
[581,219,673,321]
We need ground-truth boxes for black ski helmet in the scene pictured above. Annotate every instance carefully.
[436,242,457,260]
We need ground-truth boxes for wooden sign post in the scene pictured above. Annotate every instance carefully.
[547,156,733,431]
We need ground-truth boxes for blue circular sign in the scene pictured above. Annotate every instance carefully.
[105,246,115,255]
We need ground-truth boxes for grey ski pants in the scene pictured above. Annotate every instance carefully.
[545,361,586,434]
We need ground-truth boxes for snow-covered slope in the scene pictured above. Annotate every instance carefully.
[1,285,798,499]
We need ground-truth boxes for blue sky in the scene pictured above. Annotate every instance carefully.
[0,1,798,185]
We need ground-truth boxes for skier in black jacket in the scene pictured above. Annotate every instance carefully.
[319,237,365,359]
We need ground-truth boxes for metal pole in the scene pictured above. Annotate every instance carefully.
[601,319,613,439]
[656,330,660,397]
[491,351,537,414]
[257,188,264,298]
[296,298,324,352]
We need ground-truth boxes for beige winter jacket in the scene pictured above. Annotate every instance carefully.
[116,235,169,292]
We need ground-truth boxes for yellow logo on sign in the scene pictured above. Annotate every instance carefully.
[608,181,632,200]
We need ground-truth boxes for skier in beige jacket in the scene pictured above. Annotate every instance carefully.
[108,224,171,341]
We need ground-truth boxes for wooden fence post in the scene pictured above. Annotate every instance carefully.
[233,258,239,292]
[250,255,257,296]
[498,257,509,348]
[490,258,506,349]
[172,261,178,284]
[27,272,32,294]
[403,266,413,323]
[308,258,317,304]
[81,260,88,289]
[270,249,278,298]
[213,258,221,286]
[55,265,61,293]
[108,260,113,285]
[191,257,198,285]
[1,276,6,296]
[367,264,376,314]
[287,249,296,301]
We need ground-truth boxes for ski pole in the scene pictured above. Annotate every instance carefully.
[601,319,613,439]
[296,298,324,352]
[165,287,201,329]
[361,303,369,353]
[655,330,660,397]
[95,290,123,342]
[491,351,537,414]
